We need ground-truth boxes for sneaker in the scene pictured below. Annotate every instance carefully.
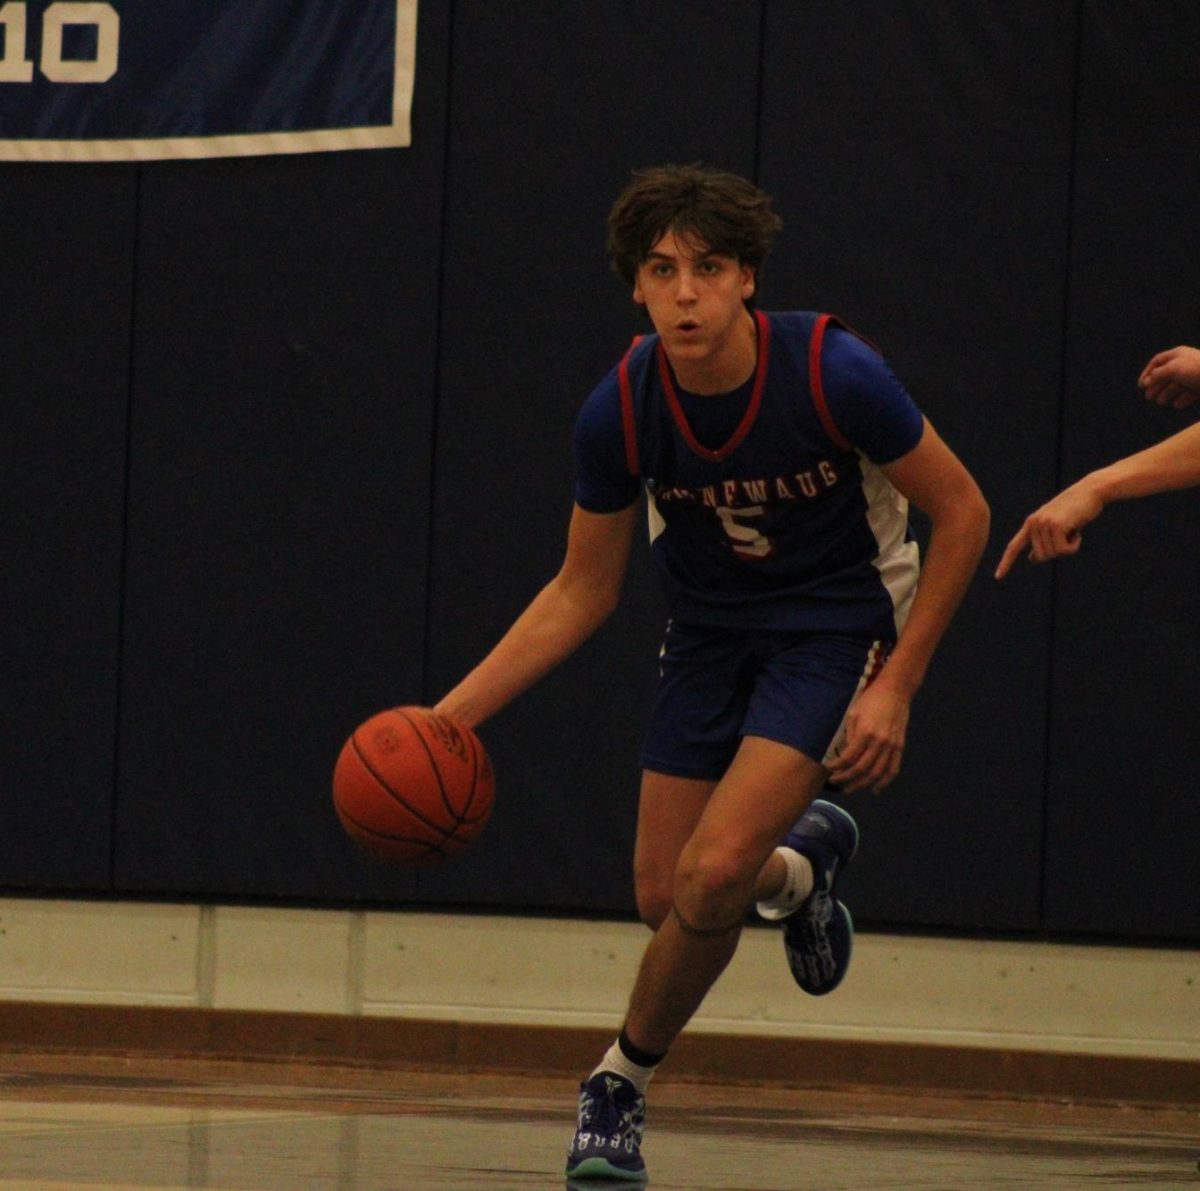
[781,798,859,996]
[564,1071,648,1182]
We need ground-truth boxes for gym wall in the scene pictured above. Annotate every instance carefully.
[1,1,1196,943]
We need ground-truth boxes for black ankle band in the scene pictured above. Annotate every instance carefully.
[618,1029,666,1069]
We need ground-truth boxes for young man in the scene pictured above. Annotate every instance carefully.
[995,344,1200,577]
[435,165,990,1182]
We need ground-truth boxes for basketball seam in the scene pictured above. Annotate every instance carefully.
[336,804,448,850]
[460,726,482,820]
[395,707,463,826]
[349,729,457,844]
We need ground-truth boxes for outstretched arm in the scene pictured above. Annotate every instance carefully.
[827,420,990,793]
[995,420,1200,578]
[1139,345,1200,409]
[435,502,639,729]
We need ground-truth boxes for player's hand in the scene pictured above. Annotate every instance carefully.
[826,680,909,794]
[994,483,1103,578]
[1139,346,1200,409]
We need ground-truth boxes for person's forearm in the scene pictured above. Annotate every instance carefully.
[881,494,990,699]
[435,575,619,729]
[1086,422,1200,506]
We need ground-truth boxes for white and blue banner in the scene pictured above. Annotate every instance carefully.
[0,1,418,160]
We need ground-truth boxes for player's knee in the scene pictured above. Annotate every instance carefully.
[633,862,674,929]
[673,844,753,929]
[635,885,673,931]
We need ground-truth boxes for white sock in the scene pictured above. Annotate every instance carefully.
[591,1040,658,1094]
[756,846,815,921]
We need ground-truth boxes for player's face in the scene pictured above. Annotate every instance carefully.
[633,229,756,391]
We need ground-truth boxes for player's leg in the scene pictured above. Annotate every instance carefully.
[747,634,890,995]
[566,735,823,1183]
[629,620,745,931]
[632,769,714,930]
[622,734,827,1053]
[567,624,743,1181]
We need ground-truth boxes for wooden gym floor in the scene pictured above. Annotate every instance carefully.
[0,1051,1195,1190]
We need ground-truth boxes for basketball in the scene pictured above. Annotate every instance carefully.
[332,706,494,865]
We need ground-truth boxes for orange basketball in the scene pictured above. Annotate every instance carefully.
[332,706,494,865]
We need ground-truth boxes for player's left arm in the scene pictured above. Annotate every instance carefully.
[827,419,990,793]
[994,419,1200,578]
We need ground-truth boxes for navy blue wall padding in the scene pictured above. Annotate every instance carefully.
[1042,1,1200,940]
[758,1,1077,930]
[421,0,763,912]
[0,164,135,889]
[112,0,453,899]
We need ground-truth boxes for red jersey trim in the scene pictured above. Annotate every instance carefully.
[809,313,853,452]
[617,336,644,475]
[655,308,771,463]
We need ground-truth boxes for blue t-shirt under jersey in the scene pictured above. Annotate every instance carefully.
[573,311,925,637]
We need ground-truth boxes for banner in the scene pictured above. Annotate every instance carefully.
[0,1,418,161]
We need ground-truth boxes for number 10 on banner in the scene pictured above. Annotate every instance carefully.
[0,2,119,83]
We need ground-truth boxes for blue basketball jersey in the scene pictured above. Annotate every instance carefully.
[573,310,924,637]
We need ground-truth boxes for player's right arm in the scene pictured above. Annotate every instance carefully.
[434,500,639,729]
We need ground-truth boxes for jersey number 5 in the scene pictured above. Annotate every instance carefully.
[716,506,773,560]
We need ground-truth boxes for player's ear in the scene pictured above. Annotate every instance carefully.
[740,265,755,302]
[632,275,645,305]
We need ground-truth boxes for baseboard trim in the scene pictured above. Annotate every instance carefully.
[0,1001,1195,1108]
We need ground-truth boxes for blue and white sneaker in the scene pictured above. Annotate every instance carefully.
[781,799,859,996]
[565,1071,648,1182]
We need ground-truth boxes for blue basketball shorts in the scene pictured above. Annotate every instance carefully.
[640,621,894,780]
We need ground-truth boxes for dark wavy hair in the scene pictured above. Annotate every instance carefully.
[606,164,783,286]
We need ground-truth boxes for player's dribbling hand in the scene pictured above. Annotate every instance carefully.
[827,682,909,794]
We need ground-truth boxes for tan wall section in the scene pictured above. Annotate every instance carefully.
[0,899,1195,1062]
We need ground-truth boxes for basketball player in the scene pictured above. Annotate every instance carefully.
[435,164,990,1182]
[995,344,1200,577]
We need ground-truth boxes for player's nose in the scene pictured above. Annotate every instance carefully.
[675,269,698,302]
